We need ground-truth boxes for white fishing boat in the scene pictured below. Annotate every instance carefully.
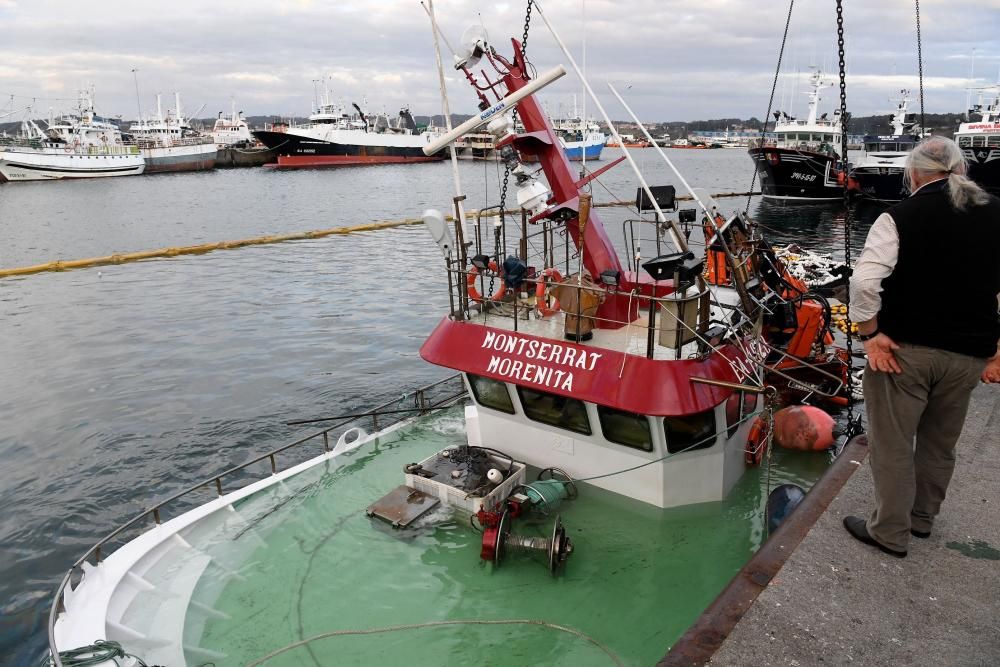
[209,100,254,148]
[44,9,856,667]
[127,93,217,173]
[0,90,144,182]
[955,83,1000,193]
[849,89,922,202]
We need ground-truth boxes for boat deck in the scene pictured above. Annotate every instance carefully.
[89,409,828,666]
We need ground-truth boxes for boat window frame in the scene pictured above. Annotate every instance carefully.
[664,408,719,454]
[957,135,971,147]
[988,135,1000,147]
[466,374,516,414]
[596,405,654,452]
[516,386,593,436]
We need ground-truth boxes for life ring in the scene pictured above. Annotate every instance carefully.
[467,260,507,303]
[535,267,563,317]
[744,415,770,466]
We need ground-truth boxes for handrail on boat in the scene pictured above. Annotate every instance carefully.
[46,372,467,666]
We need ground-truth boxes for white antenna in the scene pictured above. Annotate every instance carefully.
[423,0,468,240]
[580,0,587,174]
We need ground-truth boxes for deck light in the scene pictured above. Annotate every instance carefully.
[471,254,491,270]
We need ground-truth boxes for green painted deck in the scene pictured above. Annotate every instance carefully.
[175,409,828,666]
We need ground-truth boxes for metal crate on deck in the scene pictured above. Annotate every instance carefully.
[405,451,526,515]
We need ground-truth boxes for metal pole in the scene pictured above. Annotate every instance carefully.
[530,1,686,253]
[606,83,717,226]
[425,0,469,240]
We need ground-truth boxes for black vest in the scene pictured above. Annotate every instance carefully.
[879,179,1000,358]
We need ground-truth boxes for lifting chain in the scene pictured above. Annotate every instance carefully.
[497,1,534,246]
[915,0,925,131]
[836,0,859,436]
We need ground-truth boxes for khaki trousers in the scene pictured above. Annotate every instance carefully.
[863,343,986,552]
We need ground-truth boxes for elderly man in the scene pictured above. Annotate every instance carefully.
[844,136,1000,558]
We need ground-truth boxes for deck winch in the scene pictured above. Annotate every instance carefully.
[368,447,577,574]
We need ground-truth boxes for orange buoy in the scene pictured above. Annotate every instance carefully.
[773,405,835,451]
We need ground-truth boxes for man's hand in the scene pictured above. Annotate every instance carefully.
[983,355,1000,383]
[865,333,902,374]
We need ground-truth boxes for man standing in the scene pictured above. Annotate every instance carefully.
[845,136,1000,558]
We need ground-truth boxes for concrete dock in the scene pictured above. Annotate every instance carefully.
[708,383,1000,666]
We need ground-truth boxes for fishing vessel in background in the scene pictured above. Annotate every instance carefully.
[127,93,217,173]
[955,83,1000,193]
[748,69,847,201]
[0,90,144,182]
[551,115,605,160]
[849,90,922,202]
[46,10,855,666]
[252,84,445,169]
[210,100,276,168]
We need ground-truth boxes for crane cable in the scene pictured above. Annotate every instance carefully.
[746,0,795,214]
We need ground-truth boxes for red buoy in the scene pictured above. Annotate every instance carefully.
[773,405,835,451]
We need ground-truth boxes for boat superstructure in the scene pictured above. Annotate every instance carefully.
[210,100,254,148]
[45,14,852,667]
[127,93,217,173]
[748,69,846,201]
[251,82,445,168]
[849,90,922,202]
[955,83,1000,193]
[0,89,144,182]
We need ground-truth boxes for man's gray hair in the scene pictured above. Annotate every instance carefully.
[903,136,990,211]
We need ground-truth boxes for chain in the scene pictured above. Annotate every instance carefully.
[497,1,533,236]
[915,0,925,132]
[836,0,858,435]
[747,0,795,214]
[763,392,776,537]
[521,0,533,58]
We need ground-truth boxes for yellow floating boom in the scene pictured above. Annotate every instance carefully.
[0,191,758,279]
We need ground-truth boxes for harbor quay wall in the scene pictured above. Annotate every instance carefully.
[667,383,1000,666]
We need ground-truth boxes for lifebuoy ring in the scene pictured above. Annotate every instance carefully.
[744,415,770,466]
[535,267,563,317]
[467,260,507,303]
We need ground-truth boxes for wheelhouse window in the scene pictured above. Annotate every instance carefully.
[957,135,971,147]
[517,387,591,435]
[726,392,761,439]
[597,406,652,452]
[972,136,987,147]
[664,409,718,454]
[467,374,515,414]
[989,135,1000,147]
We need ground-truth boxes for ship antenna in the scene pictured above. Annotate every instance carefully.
[423,0,469,241]
[131,68,142,121]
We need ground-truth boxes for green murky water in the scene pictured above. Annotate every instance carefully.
[179,409,827,666]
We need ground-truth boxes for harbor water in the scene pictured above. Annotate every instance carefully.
[0,149,881,664]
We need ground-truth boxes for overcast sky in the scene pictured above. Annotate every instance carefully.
[1,0,998,124]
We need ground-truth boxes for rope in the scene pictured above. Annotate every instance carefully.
[915,0,926,131]
[244,619,624,667]
[746,0,795,214]
[0,193,759,280]
[38,640,147,667]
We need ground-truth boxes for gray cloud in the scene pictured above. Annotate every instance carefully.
[0,0,998,123]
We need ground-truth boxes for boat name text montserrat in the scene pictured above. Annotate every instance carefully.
[482,330,603,391]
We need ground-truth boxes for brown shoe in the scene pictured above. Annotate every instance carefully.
[843,516,907,558]
[911,529,931,539]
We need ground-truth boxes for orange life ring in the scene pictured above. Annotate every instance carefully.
[467,261,507,303]
[744,415,770,466]
[535,267,563,317]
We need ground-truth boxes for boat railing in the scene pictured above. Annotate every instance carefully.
[47,372,466,664]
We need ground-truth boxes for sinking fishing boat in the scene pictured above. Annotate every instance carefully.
[45,9,854,667]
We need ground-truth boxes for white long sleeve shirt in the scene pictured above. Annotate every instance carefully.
[849,212,899,323]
